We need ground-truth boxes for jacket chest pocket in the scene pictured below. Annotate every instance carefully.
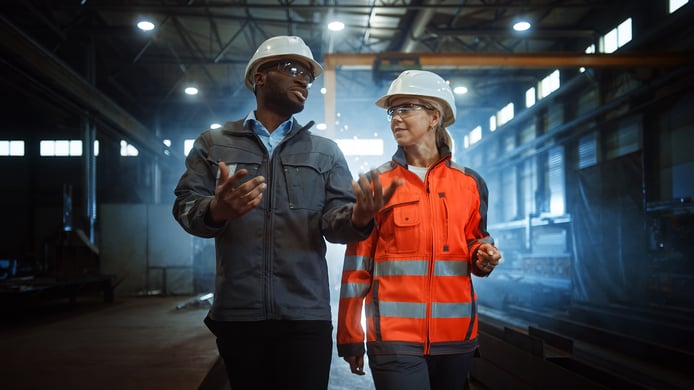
[209,145,264,188]
[381,200,421,254]
[281,154,328,210]
[219,162,261,187]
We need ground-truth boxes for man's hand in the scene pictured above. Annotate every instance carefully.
[208,162,267,223]
[344,355,366,376]
[351,169,403,227]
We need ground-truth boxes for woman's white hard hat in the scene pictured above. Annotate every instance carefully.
[375,70,456,127]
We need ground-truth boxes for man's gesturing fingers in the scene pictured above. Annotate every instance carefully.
[210,163,266,222]
[351,170,402,227]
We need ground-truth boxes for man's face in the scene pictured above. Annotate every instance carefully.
[255,59,314,115]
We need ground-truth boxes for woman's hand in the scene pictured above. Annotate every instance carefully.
[344,355,366,376]
[476,243,503,273]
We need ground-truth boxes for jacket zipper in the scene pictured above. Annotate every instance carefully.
[263,149,273,319]
[424,170,434,356]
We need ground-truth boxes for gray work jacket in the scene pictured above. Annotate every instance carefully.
[173,118,371,321]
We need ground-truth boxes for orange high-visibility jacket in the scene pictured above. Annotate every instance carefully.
[337,147,495,358]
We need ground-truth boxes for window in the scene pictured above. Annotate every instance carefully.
[603,28,619,54]
[601,18,632,53]
[605,119,641,159]
[120,140,139,156]
[578,132,597,169]
[525,87,536,108]
[617,18,632,47]
[548,146,566,215]
[469,126,482,145]
[497,103,514,127]
[669,0,688,13]
[0,140,25,156]
[539,70,560,99]
[40,140,82,156]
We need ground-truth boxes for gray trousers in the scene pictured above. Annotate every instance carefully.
[368,352,474,390]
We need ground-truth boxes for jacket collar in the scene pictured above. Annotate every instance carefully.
[392,144,452,169]
[222,118,315,138]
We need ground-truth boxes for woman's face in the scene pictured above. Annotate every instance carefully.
[387,96,440,147]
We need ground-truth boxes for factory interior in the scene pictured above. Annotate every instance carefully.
[0,1,693,389]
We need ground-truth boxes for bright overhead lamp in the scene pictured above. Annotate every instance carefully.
[328,21,345,31]
[513,20,531,32]
[136,20,155,31]
[454,86,468,95]
[184,86,199,95]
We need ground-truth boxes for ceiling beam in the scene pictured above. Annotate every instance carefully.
[429,27,597,39]
[76,3,610,12]
[321,50,694,137]
[323,51,694,69]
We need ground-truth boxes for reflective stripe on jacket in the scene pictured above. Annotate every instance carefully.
[337,146,494,357]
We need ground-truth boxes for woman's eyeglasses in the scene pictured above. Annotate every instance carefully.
[259,59,315,86]
[386,103,434,121]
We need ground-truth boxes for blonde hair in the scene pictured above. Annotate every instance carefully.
[420,97,453,151]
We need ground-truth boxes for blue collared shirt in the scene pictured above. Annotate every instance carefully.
[243,111,293,155]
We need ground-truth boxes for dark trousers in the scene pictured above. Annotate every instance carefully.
[205,316,333,390]
[368,352,474,390]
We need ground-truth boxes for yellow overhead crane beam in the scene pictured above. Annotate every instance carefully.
[323,52,692,69]
[321,51,694,137]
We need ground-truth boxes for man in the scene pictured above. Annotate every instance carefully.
[172,35,399,390]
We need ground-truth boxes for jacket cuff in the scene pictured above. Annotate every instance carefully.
[203,199,226,228]
[351,218,374,236]
[337,342,366,357]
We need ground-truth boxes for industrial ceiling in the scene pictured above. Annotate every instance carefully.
[1,1,692,159]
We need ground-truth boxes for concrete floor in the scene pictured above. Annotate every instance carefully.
[0,295,218,390]
[0,295,485,390]
[0,294,378,390]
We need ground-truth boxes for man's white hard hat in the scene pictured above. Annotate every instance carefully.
[244,35,323,91]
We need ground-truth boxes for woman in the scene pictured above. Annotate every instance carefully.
[337,70,503,390]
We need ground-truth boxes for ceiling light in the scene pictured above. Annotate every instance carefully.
[184,86,199,95]
[210,123,222,129]
[513,20,531,32]
[328,21,345,31]
[454,86,468,95]
[137,20,155,31]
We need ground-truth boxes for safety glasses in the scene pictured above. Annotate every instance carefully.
[386,103,434,121]
[259,59,315,86]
